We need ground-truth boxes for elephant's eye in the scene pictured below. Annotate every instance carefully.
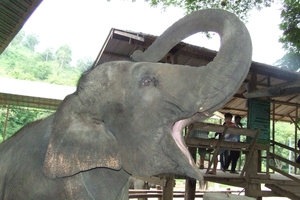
[141,77,153,86]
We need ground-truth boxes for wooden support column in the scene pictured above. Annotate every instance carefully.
[246,72,262,200]
[184,147,197,200]
[245,150,261,200]
[162,175,175,200]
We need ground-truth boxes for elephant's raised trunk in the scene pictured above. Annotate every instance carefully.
[132,9,252,115]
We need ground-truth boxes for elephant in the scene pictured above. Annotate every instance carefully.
[0,9,252,200]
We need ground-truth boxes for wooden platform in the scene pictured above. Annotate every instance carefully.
[200,168,300,199]
[134,171,300,199]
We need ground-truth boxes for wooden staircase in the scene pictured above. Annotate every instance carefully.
[264,141,300,200]
[265,182,300,200]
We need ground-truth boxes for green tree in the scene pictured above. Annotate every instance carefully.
[55,45,72,71]
[275,52,300,72]
[272,121,296,172]
[147,0,273,21]
[0,107,53,142]
[279,0,300,53]
[22,33,40,51]
[76,57,93,72]
[277,0,300,72]
[10,30,25,46]
[41,47,55,62]
[30,62,53,80]
[0,32,82,85]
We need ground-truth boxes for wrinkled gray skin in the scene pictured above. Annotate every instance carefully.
[0,9,251,199]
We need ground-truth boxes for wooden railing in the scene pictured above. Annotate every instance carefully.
[269,140,300,184]
[129,189,243,199]
[185,122,260,177]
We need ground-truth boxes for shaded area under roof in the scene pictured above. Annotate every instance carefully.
[0,0,43,54]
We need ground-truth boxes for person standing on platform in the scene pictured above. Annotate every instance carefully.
[222,115,243,174]
[209,113,235,175]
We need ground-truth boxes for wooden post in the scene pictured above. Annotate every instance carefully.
[162,175,175,200]
[258,150,262,172]
[245,150,262,200]
[184,147,197,200]
[245,72,262,199]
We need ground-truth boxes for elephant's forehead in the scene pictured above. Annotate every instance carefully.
[129,62,179,76]
[90,61,131,81]
[105,62,129,74]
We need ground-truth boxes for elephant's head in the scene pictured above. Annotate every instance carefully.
[43,9,252,183]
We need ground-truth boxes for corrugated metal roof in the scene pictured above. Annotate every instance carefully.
[0,0,43,54]
[0,77,76,110]
[94,28,300,123]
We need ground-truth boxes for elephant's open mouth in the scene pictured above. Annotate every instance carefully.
[171,118,195,166]
[170,114,206,182]
[171,112,207,167]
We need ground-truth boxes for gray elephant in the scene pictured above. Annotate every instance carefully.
[0,9,252,199]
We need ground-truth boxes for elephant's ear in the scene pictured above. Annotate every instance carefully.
[43,112,122,179]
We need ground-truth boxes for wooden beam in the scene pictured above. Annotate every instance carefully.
[271,99,300,108]
[250,63,300,82]
[113,30,145,42]
[102,51,131,60]
[244,80,300,98]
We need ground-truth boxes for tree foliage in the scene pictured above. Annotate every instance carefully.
[55,45,72,71]
[275,51,300,72]
[147,0,273,22]
[0,30,94,143]
[272,121,297,173]
[0,107,53,142]
[279,0,300,53]
[0,31,89,85]
[22,33,40,51]
[277,0,300,72]
[77,57,94,72]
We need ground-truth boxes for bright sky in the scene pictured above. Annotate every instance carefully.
[22,0,285,66]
